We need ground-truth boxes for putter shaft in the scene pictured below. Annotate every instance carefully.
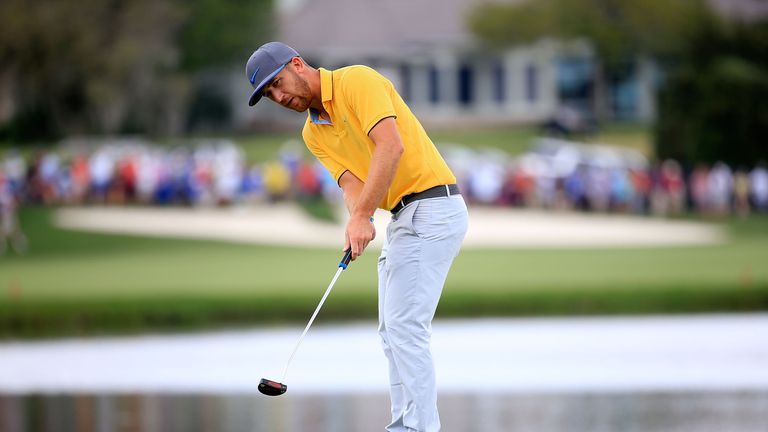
[280,265,345,381]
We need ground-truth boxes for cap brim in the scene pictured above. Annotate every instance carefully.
[248,90,262,106]
[247,64,288,107]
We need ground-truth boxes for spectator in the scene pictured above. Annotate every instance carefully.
[295,160,322,199]
[136,149,160,204]
[708,162,733,217]
[469,158,504,205]
[690,163,711,215]
[262,161,291,201]
[0,167,27,255]
[240,165,265,203]
[586,166,611,212]
[3,138,766,221]
[535,159,558,209]
[652,160,685,216]
[89,148,114,203]
[3,151,25,198]
[69,153,91,204]
[750,163,768,212]
[563,166,588,211]
[212,143,244,205]
[628,168,651,214]
[733,169,750,217]
[609,168,632,213]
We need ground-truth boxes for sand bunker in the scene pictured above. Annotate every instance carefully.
[53,204,726,249]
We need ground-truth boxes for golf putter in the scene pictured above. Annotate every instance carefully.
[259,248,353,396]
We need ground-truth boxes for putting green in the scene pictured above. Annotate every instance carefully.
[1,208,766,337]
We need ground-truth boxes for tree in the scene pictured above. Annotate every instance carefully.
[179,0,273,72]
[468,0,768,165]
[0,0,186,138]
[469,0,709,62]
[467,0,712,119]
[0,0,275,140]
[656,20,768,166]
[177,0,274,133]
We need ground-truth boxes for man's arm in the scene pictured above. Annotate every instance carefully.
[339,170,364,214]
[341,116,404,260]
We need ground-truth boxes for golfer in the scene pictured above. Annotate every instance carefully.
[245,42,468,432]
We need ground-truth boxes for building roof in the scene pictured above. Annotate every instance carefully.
[278,0,767,60]
[278,0,517,59]
[709,0,768,22]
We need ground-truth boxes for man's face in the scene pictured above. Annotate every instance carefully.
[262,63,312,113]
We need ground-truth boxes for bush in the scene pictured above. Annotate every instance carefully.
[656,21,768,166]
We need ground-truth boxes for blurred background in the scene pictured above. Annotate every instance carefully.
[1,0,767,431]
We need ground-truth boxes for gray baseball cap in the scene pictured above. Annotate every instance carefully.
[245,42,300,106]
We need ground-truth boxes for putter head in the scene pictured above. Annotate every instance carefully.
[259,378,287,396]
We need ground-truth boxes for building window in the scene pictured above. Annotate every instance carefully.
[609,62,638,120]
[525,64,538,103]
[458,63,474,106]
[399,63,412,103]
[493,61,505,104]
[428,64,440,104]
[556,56,594,118]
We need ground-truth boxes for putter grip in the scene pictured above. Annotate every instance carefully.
[339,248,353,269]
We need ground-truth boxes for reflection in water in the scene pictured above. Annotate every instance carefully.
[1,391,767,432]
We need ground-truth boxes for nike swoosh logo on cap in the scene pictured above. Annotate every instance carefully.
[249,67,260,85]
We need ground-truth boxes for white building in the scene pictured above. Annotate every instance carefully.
[233,0,659,131]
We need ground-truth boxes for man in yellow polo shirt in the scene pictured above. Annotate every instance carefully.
[246,42,468,432]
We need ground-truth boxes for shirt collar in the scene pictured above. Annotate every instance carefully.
[319,68,333,102]
[309,110,332,125]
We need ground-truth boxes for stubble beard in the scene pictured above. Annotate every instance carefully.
[290,74,312,113]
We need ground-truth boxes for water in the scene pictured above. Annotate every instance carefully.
[3,316,767,394]
[2,391,767,432]
[2,315,767,431]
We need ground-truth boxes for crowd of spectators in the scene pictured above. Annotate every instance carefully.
[0,138,342,209]
[1,137,768,224]
[445,139,768,218]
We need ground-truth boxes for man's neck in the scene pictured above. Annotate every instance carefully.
[308,68,325,113]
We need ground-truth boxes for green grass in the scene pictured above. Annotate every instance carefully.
[431,122,652,156]
[2,122,651,166]
[232,132,306,163]
[1,207,766,337]
[228,122,653,163]
[429,126,540,155]
[583,122,654,156]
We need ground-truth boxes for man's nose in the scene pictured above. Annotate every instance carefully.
[273,90,287,105]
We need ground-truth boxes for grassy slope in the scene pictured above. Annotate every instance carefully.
[230,123,653,164]
[1,208,767,337]
[0,123,758,337]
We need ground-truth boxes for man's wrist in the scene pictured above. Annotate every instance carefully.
[351,210,374,222]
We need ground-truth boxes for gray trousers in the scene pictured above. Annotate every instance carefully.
[378,195,468,432]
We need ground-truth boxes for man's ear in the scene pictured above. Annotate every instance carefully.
[291,57,304,72]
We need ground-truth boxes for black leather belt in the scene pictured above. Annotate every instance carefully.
[390,184,460,214]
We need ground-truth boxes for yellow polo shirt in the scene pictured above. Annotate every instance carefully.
[302,66,456,211]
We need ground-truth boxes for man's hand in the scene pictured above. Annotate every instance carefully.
[337,117,404,260]
[344,214,376,260]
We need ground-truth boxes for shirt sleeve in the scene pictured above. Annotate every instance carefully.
[302,128,346,183]
[342,66,398,135]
